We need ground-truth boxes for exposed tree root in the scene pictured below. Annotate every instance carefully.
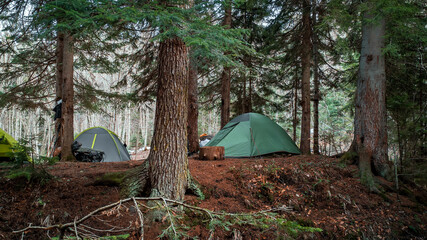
[121,160,204,200]
[121,160,151,197]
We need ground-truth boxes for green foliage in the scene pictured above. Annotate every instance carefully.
[51,234,130,240]
[34,156,60,165]
[156,203,321,240]
[5,166,52,186]
[1,139,54,187]
[188,177,205,200]
[7,139,32,167]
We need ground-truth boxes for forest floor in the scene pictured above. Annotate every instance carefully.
[0,154,426,239]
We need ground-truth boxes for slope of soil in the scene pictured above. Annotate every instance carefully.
[0,155,425,239]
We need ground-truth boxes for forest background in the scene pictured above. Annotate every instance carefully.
[0,0,425,185]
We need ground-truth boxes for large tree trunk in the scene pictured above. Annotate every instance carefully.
[187,56,199,154]
[60,33,75,161]
[148,37,189,200]
[220,0,232,128]
[355,7,392,187]
[300,0,312,155]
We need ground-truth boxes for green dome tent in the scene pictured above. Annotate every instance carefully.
[74,127,130,162]
[0,127,18,160]
[206,113,301,157]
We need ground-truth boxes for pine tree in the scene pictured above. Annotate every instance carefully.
[118,0,252,200]
[300,0,312,155]
[149,36,189,199]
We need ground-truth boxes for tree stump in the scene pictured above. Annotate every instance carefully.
[199,146,224,160]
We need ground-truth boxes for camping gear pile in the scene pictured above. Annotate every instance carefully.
[206,113,300,157]
[72,141,105,162]
[199,133,213,147]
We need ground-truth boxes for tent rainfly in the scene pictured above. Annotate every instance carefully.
[206,113,301,157]
[0,127,18,160]
[74,127,131,162]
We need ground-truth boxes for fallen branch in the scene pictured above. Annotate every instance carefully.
[13,197,294,239]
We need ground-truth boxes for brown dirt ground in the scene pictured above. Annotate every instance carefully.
[0,155,426,239]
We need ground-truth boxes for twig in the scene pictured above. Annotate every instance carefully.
[73,217,80,240]
[162,198,177,238]
[79,223,132,233]
[20,223,30,240]
[13,198,136,233]
[132,197,144,240]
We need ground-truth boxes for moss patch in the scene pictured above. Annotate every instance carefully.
[93,172,126,187]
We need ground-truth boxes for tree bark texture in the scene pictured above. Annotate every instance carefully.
[245,55,253,113]
[56,34,64,102]
[355,8,391,182]
[148,37,189,201]
[220,0,232,128]
[187,56,199,154]
[300,0,312,155]
[293,69,298,142]
[60,34,75,161]
[312,6,320,155]
[54,33,64,153]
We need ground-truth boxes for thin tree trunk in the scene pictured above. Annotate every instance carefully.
[312,4,320,155]
[293,72,298,142]
[139,106,144,148]
[127,103,131,146]
[187,56,199,153]
[248,76,252,112]
[54,33,64,153]
[300,0,312,155]
[355,6,391,187]
[144,108,149,148]
[246,56,253,113]
[60,33,75,161]
[18,113,22,139]
[148,37,189,200]
[13,107,17,138]
[187,0,198,154]
[220,0,232,128]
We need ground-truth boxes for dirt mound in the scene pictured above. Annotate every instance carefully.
[0,155,425,239]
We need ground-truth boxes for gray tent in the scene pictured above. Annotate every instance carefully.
[74,127,130,162]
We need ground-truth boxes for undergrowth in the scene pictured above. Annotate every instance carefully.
[155,202,322,239]
[1,140,55,186]
[5,167,52,186]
